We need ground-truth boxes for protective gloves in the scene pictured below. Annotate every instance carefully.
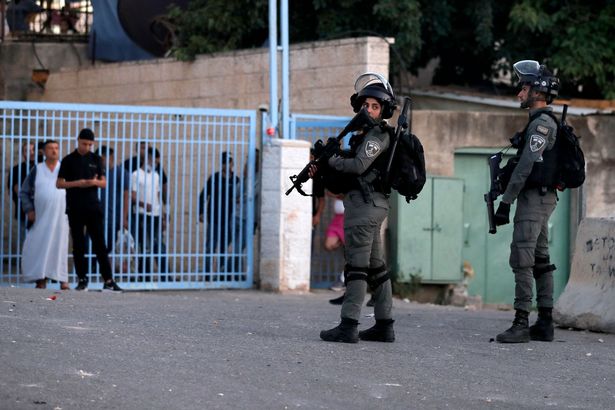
[494,202,511,226]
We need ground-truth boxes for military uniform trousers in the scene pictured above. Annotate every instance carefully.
[509,188,557,312]
[341,190,392,322]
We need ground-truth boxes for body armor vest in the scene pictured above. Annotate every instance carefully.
[510,112,558,190]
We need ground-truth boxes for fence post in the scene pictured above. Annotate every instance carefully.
[259,138,311,292]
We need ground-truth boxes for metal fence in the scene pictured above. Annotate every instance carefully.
[1,101,257,290]
[289,113,352,288]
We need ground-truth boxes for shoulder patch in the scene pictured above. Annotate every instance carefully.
[536,125,549,135]
[529,135,546,153]
[365,140,381,158]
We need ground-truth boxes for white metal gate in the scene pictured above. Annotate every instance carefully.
[1,101,257,290]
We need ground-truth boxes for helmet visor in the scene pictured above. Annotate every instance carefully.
[354,72,394,96]
[513,60,540,79]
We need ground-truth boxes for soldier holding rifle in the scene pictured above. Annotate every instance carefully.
[305,73,398,343]
[492,60,560,343]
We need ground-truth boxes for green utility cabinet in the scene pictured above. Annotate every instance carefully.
[454,148,570,305]
[389,176,464,284]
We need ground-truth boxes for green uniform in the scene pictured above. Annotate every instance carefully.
[502,107,558,312]
[328,125,392,322]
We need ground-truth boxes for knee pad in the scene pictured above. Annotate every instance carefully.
[533,256,556,278]
[344,265,368,285]
[367,264,390,290]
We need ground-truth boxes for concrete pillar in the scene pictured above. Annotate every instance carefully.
[259,138,312,292]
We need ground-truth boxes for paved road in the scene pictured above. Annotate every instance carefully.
[1,288,613,410]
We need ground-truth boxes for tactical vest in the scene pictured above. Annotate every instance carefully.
[321,125,388,195]
[510,111,558,190]
[350,126,389,193]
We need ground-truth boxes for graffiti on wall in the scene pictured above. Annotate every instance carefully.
[584,235,615,290]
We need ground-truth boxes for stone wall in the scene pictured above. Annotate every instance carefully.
[39,37,391,119]
[0,42,90,101]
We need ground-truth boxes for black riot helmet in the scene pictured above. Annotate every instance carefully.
[350,72,397,119]
[513,60,560,104]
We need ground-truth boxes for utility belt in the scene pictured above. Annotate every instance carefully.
[353,169,388,203]
[521,185,556,196]
[349,177,386,193]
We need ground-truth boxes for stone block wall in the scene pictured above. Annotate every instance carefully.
[40,36,392,119]
[0,42,90,101]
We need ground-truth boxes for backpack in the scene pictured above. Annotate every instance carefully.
[385,130,426,202]
[547,110,586,190]
[500,107,585,192]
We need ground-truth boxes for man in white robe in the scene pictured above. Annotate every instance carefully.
[20,140,69,289]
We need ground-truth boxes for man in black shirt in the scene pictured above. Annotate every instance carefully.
[199,151,239,274]
[57,128,122,292]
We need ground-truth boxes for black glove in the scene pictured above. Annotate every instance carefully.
[494,202,511,226]
[312,139,325,157]
[324,137,340,155]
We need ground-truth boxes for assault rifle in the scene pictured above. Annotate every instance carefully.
[484,152,503,234]
[285,108,375,196]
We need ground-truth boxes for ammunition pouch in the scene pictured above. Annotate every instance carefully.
[524,147,558,190]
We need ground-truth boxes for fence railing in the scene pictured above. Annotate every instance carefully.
[1,101,257,290]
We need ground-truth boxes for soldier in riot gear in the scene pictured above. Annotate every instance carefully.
[494,60,560,343]
[314,72,397,343]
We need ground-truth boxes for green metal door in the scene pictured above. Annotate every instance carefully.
[389,177,464,284]
[454,148,570,305]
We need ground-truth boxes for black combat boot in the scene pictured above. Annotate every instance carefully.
[359,319,395,342]
[529,307,554,341]
[320,318,359,343]
[329,293,345,305]
[496,310,530,343]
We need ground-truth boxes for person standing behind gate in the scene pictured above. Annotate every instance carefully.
[124,141,168,206]
[131,147,167,279]
[20,140,69,290]
[56,128,122,292]
[96,146,130,251]
[493,60,560,343]
[311,72,397,343]
[7,141,35,246]
[199,151,239,274]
